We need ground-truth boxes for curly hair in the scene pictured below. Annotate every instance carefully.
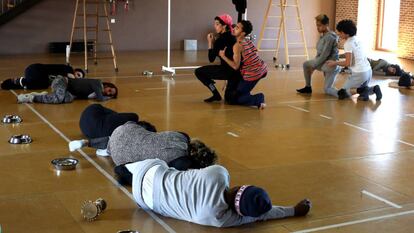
[188,139,218,169]
[336,19,357,37]
[240,20,253,35]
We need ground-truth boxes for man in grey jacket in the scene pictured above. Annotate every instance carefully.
[297,14,340,97]
[124,159,311,227]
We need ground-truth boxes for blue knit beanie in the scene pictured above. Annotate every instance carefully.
[235,185,272,217]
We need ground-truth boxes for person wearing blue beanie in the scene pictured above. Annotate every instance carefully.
[121,159,312,227]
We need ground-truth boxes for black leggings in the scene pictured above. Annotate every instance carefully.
[79,104,139,138]
[195,65,240,101]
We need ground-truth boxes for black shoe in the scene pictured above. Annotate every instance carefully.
[373,85,382,101]
[296,86,312,94]
[357,86,369,101]
[338,89,350,100]
[204,94,222,102]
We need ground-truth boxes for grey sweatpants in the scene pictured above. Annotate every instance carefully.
[33,76,75,104]
[343,69,372,95]
[303,59,340,97]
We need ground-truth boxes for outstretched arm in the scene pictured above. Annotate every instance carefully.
[221,199,311,227]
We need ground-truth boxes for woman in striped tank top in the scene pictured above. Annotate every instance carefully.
[219,20,267,109]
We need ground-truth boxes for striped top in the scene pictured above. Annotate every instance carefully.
[240,39,267,81]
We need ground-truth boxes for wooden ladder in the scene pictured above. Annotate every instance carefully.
[257,0,308,69]
[68,0,118,72]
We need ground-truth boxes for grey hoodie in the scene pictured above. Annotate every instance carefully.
[313,31,339,69]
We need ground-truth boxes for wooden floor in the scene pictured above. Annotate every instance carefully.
[1,51,414,233]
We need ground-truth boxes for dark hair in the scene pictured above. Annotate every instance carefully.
[240,20,253,35]
[102,82,118,98]
[74,68,85,78]
[336,19,357,37]
[215,16,230,32]
[315,14,329,25]
[137,121,157,132]
[188,139,218,169]
[385,64,402,76]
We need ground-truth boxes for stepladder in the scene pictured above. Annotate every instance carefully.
[69,0,118,73]
[257,0,309,69]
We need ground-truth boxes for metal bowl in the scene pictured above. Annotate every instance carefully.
[117,231,140,233]
[51,158,79,170]
[2,115,22,124]
[8,134,32,144]
[142,70,153,76]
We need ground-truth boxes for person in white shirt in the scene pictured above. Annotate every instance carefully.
[326,20,382,101]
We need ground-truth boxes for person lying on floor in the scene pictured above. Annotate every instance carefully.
[115,158,311,227]
[69,121,218,171]
[77,104,140,155]
[339,56,403,77]
[16,75,117,104]
[367,58,402,76]
[1,63,84,90]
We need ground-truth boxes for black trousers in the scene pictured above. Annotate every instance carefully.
[22,64,51,89]
[79,104,139,139]
[195,65,241,102]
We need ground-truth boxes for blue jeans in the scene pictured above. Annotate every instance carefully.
[234,74,266,107]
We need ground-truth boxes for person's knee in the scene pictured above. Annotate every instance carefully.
[322,65,338,74]
[195,67,204,80]
[303,60,314,69]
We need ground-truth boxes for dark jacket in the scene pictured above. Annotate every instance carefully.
[79,104,139,138]
[23,63,75,89]
[208,31,236,70]
[67,78,104,100]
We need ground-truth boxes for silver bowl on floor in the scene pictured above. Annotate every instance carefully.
[2,115,22,124]
[51,158,79,170]
[9,134,32,144]
[142,70,153,76]
[117,231,140,233]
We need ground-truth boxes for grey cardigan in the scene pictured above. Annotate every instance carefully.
[107,122,189,166]
[127,159,295,227]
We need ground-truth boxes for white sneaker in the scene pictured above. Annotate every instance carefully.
[96,149,110,157]
[17,94,34,103]
[69,140,85,152]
